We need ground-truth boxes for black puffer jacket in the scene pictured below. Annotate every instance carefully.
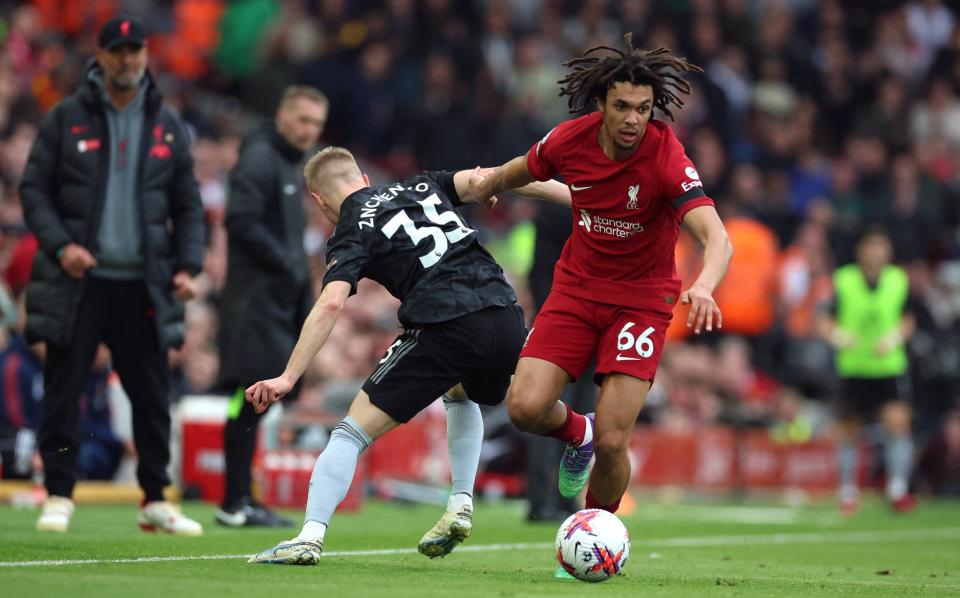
[19,63,205,349]
[216,125,312,388]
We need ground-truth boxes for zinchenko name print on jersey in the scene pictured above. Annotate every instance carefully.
[323,171,515,327]
[357,181,436,229]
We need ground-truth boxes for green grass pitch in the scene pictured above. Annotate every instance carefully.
[1,497,958,597]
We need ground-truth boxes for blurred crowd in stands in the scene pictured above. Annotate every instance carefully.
[0,0,958,494]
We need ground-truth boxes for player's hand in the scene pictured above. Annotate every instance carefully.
[172,271,197,301]
[873,330,902,356]
[246,375,294,414]
[829,328,857,350]
[468,166,498,209]
[680,283,721,334]
[59,243,97,279]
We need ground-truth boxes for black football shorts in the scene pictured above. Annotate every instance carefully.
[838,375,911,420]
[363,305,526,423]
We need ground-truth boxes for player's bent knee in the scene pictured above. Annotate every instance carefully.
[346,391,400,441]
[593,430,630,464]
[506,383,558,431]
[507,395,543,431]
[881,401,911,436]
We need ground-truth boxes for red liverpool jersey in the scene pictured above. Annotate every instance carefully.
[526,112,715,315]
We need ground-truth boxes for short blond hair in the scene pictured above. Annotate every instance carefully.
[303,146,363,195]
[279,85,329,110]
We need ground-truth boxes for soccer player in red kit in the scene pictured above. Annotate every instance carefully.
[473,35,733,513]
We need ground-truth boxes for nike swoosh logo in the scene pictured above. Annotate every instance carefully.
[570,184,592,191]
[215,508,247,527]
[615,355,641,361]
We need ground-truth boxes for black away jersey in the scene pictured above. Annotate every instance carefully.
[322,171,517,326]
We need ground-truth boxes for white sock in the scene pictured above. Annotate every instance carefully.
[837,443,857,495]
[887,478,908,501]
[303,417,371,537]
[296,520,328,542]
[840,484,859,503]
[442,394,483,496]
[577,414,593,448]
[884,437,913,501]
[447,492,473,514]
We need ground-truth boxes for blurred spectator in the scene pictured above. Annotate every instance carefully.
[212,0,279,81]
[910,77,960,147]
[855,74,912,153]
[915,405,960,496]
[710,205,779,371]
[905,0,956,69]
[0,293,122,483]
[0,327,44,480]
[778,218,834,393]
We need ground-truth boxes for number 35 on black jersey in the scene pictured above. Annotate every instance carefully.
[322,171,517,327]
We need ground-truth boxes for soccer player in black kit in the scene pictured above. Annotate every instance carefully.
[246,147,568,565]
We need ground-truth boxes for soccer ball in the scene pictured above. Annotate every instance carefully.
[555,508,630,582]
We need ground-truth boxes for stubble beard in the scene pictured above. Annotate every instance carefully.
[111,69,144,91]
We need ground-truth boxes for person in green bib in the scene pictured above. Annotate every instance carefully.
[818,228,916,515]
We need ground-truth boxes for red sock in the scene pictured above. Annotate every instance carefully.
[585,489,622,513]
[545,403,587,445]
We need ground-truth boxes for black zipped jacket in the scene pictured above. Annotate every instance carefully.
[216,124,312,388]
[19,62,205,349]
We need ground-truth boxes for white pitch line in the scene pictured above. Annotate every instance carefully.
[1,528,957,568]
[638,504,840,525]
[0,543,554,568]
[647,527,960,547]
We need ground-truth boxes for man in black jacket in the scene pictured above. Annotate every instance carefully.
[215,86,328,527]
[20,16,205,534]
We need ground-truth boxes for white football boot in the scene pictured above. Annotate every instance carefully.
[417,503,473,559]
[36,495,75,532]
[138,501,203,536]
[248,538,323,565]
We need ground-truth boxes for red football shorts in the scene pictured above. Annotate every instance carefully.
[521,290,671,384]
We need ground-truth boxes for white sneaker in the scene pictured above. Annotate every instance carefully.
[248,538,323,565]
[417,504,472,559]
[138,501,203,536]
[36,495,75,532]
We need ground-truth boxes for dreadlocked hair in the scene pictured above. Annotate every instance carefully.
[558,32,703,120]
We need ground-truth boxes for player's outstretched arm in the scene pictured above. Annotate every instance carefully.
[453,168,498,208]
[246,280,351,413]
[507,179,572,206]
[681,205,733,334]
[455,167,571,207]
[472,155,536,203]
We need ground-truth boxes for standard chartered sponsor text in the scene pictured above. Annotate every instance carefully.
[591,214,644,237]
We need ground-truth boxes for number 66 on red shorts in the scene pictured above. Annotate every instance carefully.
[521,290,671,384]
